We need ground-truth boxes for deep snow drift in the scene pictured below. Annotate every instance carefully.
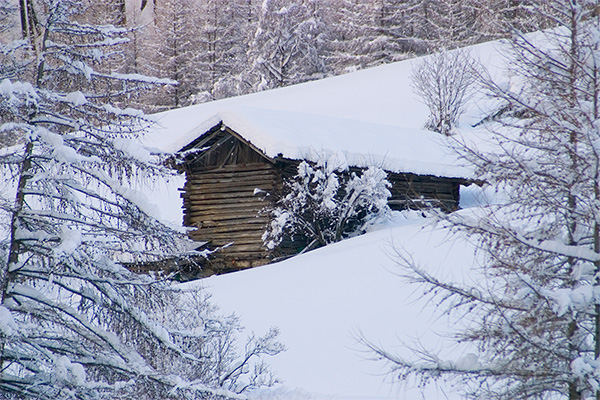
[181,203,485,400]
[151,35,513,400]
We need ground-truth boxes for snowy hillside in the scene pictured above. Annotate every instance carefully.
[146,37,509,227]
[147,26,596,399]
[4,1,599,398]
[182,206,483,400]
[149,36,509,400]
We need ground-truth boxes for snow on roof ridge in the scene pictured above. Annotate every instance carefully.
[141,37,515,179]
[214,108,471,178]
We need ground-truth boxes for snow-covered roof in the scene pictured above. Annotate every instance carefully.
[142,38,507,180]
[172,108,470,178]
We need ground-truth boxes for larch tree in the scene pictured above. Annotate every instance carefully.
[325,0,391,74]
[376,0,432,57]
[248,0,327,90]
[364,1,600,399]
[0,1,281,399]
[139,0,199,110]
[191,0,256,102]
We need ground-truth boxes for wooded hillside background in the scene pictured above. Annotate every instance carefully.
[8,0,552,113]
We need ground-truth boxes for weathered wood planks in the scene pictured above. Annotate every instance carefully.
[177,127,466,276]
[183,159,279,271]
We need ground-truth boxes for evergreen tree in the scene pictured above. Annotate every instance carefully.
[365,2,600,399]
[0,1,281,398]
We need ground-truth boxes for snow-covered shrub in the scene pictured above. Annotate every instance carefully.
[410,49,477,135]
[263,159,391,253]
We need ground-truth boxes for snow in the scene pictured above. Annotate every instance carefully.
[135,38,519,399]
[112,137,152,163]
[144,38,511,229]
[64,91,87,106]
[0,306,18,336]
[132,173,186,227]
[54,227,82,255]
[181,211,481,400]
[142,38,509,183]
[0,29,532,398]
[169,108,470,179]
[56,355,87,385]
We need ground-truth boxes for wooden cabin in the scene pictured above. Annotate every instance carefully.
[176,121,468,275]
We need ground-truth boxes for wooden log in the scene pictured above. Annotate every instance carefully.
[185,198,266,206]
[187,171,277,182]
[192,227,266,236]
[215,252,270,260]
[194,162,274,172]
[193,227,266,236]
[184,208,264,217]
[196,237,264,245]
[184,181,276,193]
[186,207,265,218]
[189,229,265,239]
[207,241,265,250]
[188,173,277,184]
[210,243,267,252]
[188,217,266,227]
[184,197,269,207]
[183,191,272,201]
[184,191,271,201]
[193,214,269,223]
[190,167,275,178]
[194,225,265,233]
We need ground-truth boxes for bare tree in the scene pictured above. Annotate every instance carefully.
[410,49,477,135]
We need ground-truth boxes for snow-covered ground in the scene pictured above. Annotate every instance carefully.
[149,33,516,400]
[180,195,488,400]
[148,36,510,227]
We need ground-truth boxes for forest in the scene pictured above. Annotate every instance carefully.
[10,0,553,114]
[3,1,600,400]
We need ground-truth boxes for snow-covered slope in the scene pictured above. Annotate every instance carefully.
[143,36,505,155]
[181,206,484,400]
[154,35,515,399]
[145,37,509,227]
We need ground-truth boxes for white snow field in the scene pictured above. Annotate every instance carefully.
[147,36,508,227]
[182,208,483,400]
[145,35,517,400]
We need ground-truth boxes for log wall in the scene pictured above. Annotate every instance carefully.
[181,162,279,272]
[178,125,465,275]
[388,172,462,212]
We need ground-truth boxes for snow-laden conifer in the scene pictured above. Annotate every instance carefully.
[365,2,600,399]
[0,2,281,399]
